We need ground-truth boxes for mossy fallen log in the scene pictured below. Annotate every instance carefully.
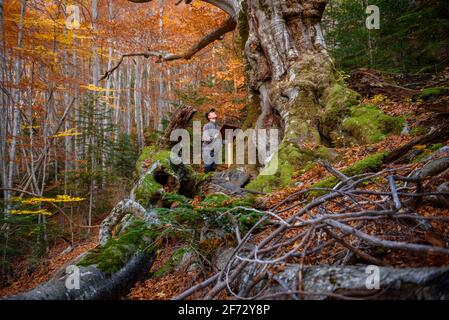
[4,253,155,300]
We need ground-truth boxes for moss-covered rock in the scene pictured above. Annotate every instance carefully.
[342,104,405,144]
[341,152,388,175]
[78,220,158,274]
[416,87,449,100]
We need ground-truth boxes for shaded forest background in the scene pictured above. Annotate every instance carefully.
[0,0,448,287]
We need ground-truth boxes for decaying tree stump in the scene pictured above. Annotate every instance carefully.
[160,105,197,147]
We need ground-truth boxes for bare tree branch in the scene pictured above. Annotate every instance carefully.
[100,17,236,81]
[327,219,449,255]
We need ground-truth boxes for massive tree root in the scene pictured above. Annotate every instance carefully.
[240,264,449,300]
[174,154,449,300]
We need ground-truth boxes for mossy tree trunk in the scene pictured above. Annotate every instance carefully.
[244,0,359,191]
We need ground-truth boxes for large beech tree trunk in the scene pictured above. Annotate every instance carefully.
[243,0,359,189]
[246,0,331,137]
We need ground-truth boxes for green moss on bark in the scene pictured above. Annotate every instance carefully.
[136,146,155,176]
[135,174,163,208]
[136,147,173,177]
[320,82,360,144]
[246,141,314,192]
[134,149,181,207]
[77,220,158,274]
[342,104,404,144]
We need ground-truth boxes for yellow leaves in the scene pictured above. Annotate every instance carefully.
[12,195,85,206]
[155,292,167,298]
[32,45,52,56]
[51,128,81,138]
[9,209,52,216]
[413,145,427,151]
[365,94,390,105]
[21,125,40,130]
[81,84,107,92]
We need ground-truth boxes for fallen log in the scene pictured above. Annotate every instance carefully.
[256,264,449,300]
[385,123,449,164]
[412,156,449,180]
[4,253,155,300]
[348,68,419,99]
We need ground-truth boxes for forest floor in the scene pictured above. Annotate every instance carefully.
[0,240,96,297]
[128,92,449,299]
[1,68,449,300]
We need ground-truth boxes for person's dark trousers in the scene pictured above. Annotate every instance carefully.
[204,162,216,173]
[204,149,216,173]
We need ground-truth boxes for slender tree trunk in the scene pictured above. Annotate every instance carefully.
[126,62,132,135]
[362,0,374,67]
[102,0,114,189]
[7,0,27,206]
[134,61,144,149]
[73,33,80,172]
[157,0,165,131]
[113,62,121,142]
[0,0,8,201]
[92,0,100,87]
[114,65,121,142]
[64,43,72,199]
[143,65,150,128]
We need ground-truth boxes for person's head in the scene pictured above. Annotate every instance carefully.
[205,109,217,122]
